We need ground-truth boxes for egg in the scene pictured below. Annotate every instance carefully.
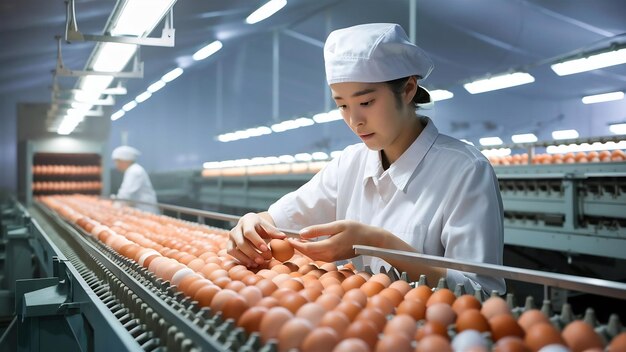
[417,334,453,352]
[561,321,604,352]
[255,278,279,296]
[269,239,294,262]
[537,345,570,352]
[260,306,294,343]
[489,314,524,341]
[367,294,395,315]
[360,281,385,297]
[238,306,268,333]
[494,336,531,352]
[369,273,392,287]
[171,268,195,286]
[389,280,412,295]
[383,314,417,340]
[277,318,313,352]
[356,307,388,332]
[297,302,327,326]
[221,295,249,323]
[405,285,433,302]
[334,301,363,321]
[524,322,564,351]
[415,321,449,341]
[375,333,413,352]
[397,298,427,321]
[209,289,238,313]
[238,285,263,306]
[281,292,309,314]
[316,293,342,311]
[426,302,457,327]
[452,294,482,315]
[456,309,491,333]
[426,288,456,307]
[319,310,351,336]
[193,284,220,307]
[518,310,551,332]
[452,329,488,351]
[333,338,371,352]
[343,320,379,349]
[609,332,626,351]
[481,296,511,319]
[257,296,280,309]
[379,287,404,307]
[300,327,339,352]
[343,288,368,307]
[341,274,367,292]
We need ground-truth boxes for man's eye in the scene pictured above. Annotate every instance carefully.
[361,100,374,106]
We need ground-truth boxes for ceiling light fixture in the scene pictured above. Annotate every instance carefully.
[192,40,223,61]
[429,89,454,102]
[552,129,579,140]
[511,133,538,144]
[479,137,504,146]
[464,72,535,94]
[581,91,624,104]
[161,67,184,82]
[609,123,626,135]
[245,0,288,24]
[551,47,626,76]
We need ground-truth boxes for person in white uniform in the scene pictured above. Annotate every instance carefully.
[227,23,505,294]
[111,146,160,214]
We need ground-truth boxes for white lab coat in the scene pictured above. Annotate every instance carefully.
[116,163,159,214]
[268,117,506,294]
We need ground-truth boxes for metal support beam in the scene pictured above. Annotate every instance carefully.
[281,29,324,48]
[216,61,223,132]
[272,30,280,121]
[409,0,417,43]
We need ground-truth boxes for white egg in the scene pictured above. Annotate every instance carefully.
[538,344,571,352]
[171,268,195,286]
[452,329,487,351]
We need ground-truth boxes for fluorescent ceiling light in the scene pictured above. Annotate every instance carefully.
[192,40,223,61]
[135,91,152,103]
[147,80,166,93]
[71,102,92,111]
[430,89,454,102]
[295,117,314,127]
[552,129,579,140]
[460,139,474,146]
[279,155,295,163]
[111,110,125,121]
[110,0,177,36]
[464,72,535,94]
[313,109,342,123]
[609,123,626,135]
[92,43,137,72]
[246,0,287,24]
[582,91,624,104]
[79,75,114,93]
[161,67,183,82]
[294,153,312,162]
[511,133,538,144]
[481,148,512,157]
[122,101,138,112]
[479,137,504,146]
[551,47,626,76]
[312,152,329,160]
[203,162,220,169]
[546,141,626,154]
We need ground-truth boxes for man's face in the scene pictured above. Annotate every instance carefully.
[114,159,132,172]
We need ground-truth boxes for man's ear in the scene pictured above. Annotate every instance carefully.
[403,76,418,105]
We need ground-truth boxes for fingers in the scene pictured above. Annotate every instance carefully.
[256,219,286,240]
[287,238,331,262]
[241,219,269,253]
[299,221,344,239]
[227,240,256,267]
[230,223,266,266]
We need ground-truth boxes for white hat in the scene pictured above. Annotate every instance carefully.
[324,23,434,86]
[111,146,141,161]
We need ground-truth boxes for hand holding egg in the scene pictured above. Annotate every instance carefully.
[227,212,286,267]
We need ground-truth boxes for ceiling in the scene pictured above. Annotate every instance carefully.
[1,0,626,172]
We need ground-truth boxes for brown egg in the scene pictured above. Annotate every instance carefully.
[427,288,456,306]
[319,310,350,336]
[452,294,482,315]
[316,293,342,311]
[370,273,392,287]
[367,294,395,315]
[212,276,232,289]
[301,287,323,302]
[320,262,337,272]
[221,295,249,323]
[334,301,363,321]
[415,321,449,341]
[609,332,626,351]
[186,279,213,298]
[343,288,368,307]
[255,278,279,296]
[323,284,345,298]
[426,302,457,327]
[379,287,404,307]
[272,264,292,274]
[257,296,280,309]
[493,336,530,352]
[481,296,511,319]
[489,314,524,341]
[281,293,308,314]
[456,309,490,333]
[241,274,262,286]
[562,321,604,352]
[193,284,220,308]
[238,285,263,306]
[176,274,204,295]
[260,306,294,343]
[279,278,305,292]
[209,289,238,313]
[238,306,268,333]
[397,298,427,321]
[355,308,387,332]
[360,281,385,297]
[383,314,417,340]
[417,334,453,352]
[277,318,313,352]
[376,333,413,352]
[224,280,246,292]
[300,327,340,352]
[518,309,550,332]
[406,285,433,303]
[334,338,371,352]
[389,280,412,295]
[341,274,366,292]
[296,302,327,326]
[343,320,379,349]
[271,288,295,301]
[269,239,294,262]
[524,322,564,351]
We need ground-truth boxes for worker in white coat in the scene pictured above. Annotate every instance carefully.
[227,23,505,294]
[111,146,159,214]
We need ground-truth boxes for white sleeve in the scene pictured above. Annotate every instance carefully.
[117,167,143,200]
[268,157,339,230]
[441,159,506,295]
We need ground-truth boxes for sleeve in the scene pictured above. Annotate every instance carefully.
[268,157,340,231]
[116,167,143,200]
[441,159,507,295]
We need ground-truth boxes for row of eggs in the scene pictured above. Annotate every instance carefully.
[32,165,101,175]
[489,150,626,166]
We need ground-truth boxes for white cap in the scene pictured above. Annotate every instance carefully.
[111,146,140,161]
[324,23,434,85]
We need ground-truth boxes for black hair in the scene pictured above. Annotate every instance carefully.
[385,76,430,109]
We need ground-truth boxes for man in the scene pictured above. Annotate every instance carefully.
[111,146,159,214]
